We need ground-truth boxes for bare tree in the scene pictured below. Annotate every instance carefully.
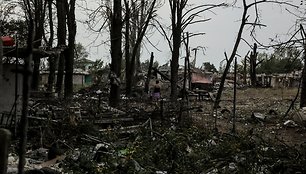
[46,0,56,93]
[125,0,157,96]
[159,1,225,100]
[55,0,67,96]
[31,0,47,91]
[64,0,77,99]
[109,0,123,107]
[124,0,131,95]
[213,0,294,109]
[169,0,183,100]
[18,0,34,173]
[249,43,264,87]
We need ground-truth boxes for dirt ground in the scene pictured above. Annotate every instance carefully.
[7,86,306,173]
[191,87,306,147]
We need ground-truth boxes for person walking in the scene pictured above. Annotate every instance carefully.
[152,80,161,100]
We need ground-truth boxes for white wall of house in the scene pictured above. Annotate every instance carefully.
[40,73,86,87]
[73,74,85,86]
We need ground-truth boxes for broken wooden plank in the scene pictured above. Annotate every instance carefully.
[94,117,134,124]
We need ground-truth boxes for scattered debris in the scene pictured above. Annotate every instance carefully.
[3,86,306,173]
[251,112,266,122]
[284,120,298,128]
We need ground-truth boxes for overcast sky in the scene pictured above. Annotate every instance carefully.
[76,0,302,69]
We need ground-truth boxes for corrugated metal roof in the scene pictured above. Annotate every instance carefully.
[191,73,212,84]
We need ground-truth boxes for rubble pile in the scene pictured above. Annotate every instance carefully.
[4,86,306,173]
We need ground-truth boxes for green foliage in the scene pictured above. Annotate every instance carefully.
[202,62,217,72]
[74,43,89,60]
[257,47,303,74]
[90,59,110,84]
[74,43,90,70]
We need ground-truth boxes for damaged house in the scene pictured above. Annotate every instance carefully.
[190,68,214,91]
[255,71,301,88]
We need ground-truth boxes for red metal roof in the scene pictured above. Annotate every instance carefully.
[1,36,15,46]
[191,73,212,84]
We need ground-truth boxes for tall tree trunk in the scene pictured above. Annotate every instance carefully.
[145,52,154,93]
[299,25,306,108]
[126,0,156,96]
[170,25,181,100]
[109,0,122,107]
[31,58,40,90]
[214,0,247,109]
[250,43,258,87]
[169,0,183,100]
[136,0,145,74]
[56,53,65,95]
[183,32,190,98]
[124,0,131,96]
[64,0,76,99]
[300,44,306,108]
[47,0,56,92]
[18,4,34,173]
[126,0,137,96]
[47,55,57,92]
[55,0,67,96]
[243,55,247,85]
[31,0,46,91]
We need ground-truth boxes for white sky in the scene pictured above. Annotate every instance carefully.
[75,0,303,69]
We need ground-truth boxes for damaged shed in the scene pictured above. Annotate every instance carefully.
[190,69,214,91]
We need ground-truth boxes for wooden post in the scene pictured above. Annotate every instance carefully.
[0,129,11,174]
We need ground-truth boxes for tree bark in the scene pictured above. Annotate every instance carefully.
[56,53,65,95]
[47,0,56,93]
[145,52,154,94]
[214,0,247,109]
[124,0,131,96]
[31,0,46,91]
[300,45,306,108]
[109,0,122,107]
[18,5,34,173]
[243,55,247,85]
[183,32,190,98]
[299,25,306,108]
[47,55,57,92]
[250,43,258,87]
[169,0,184,100]
[170,23,181,100]
[126,0,156,96]
[64,0,76,99]
[55,0,67,96]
